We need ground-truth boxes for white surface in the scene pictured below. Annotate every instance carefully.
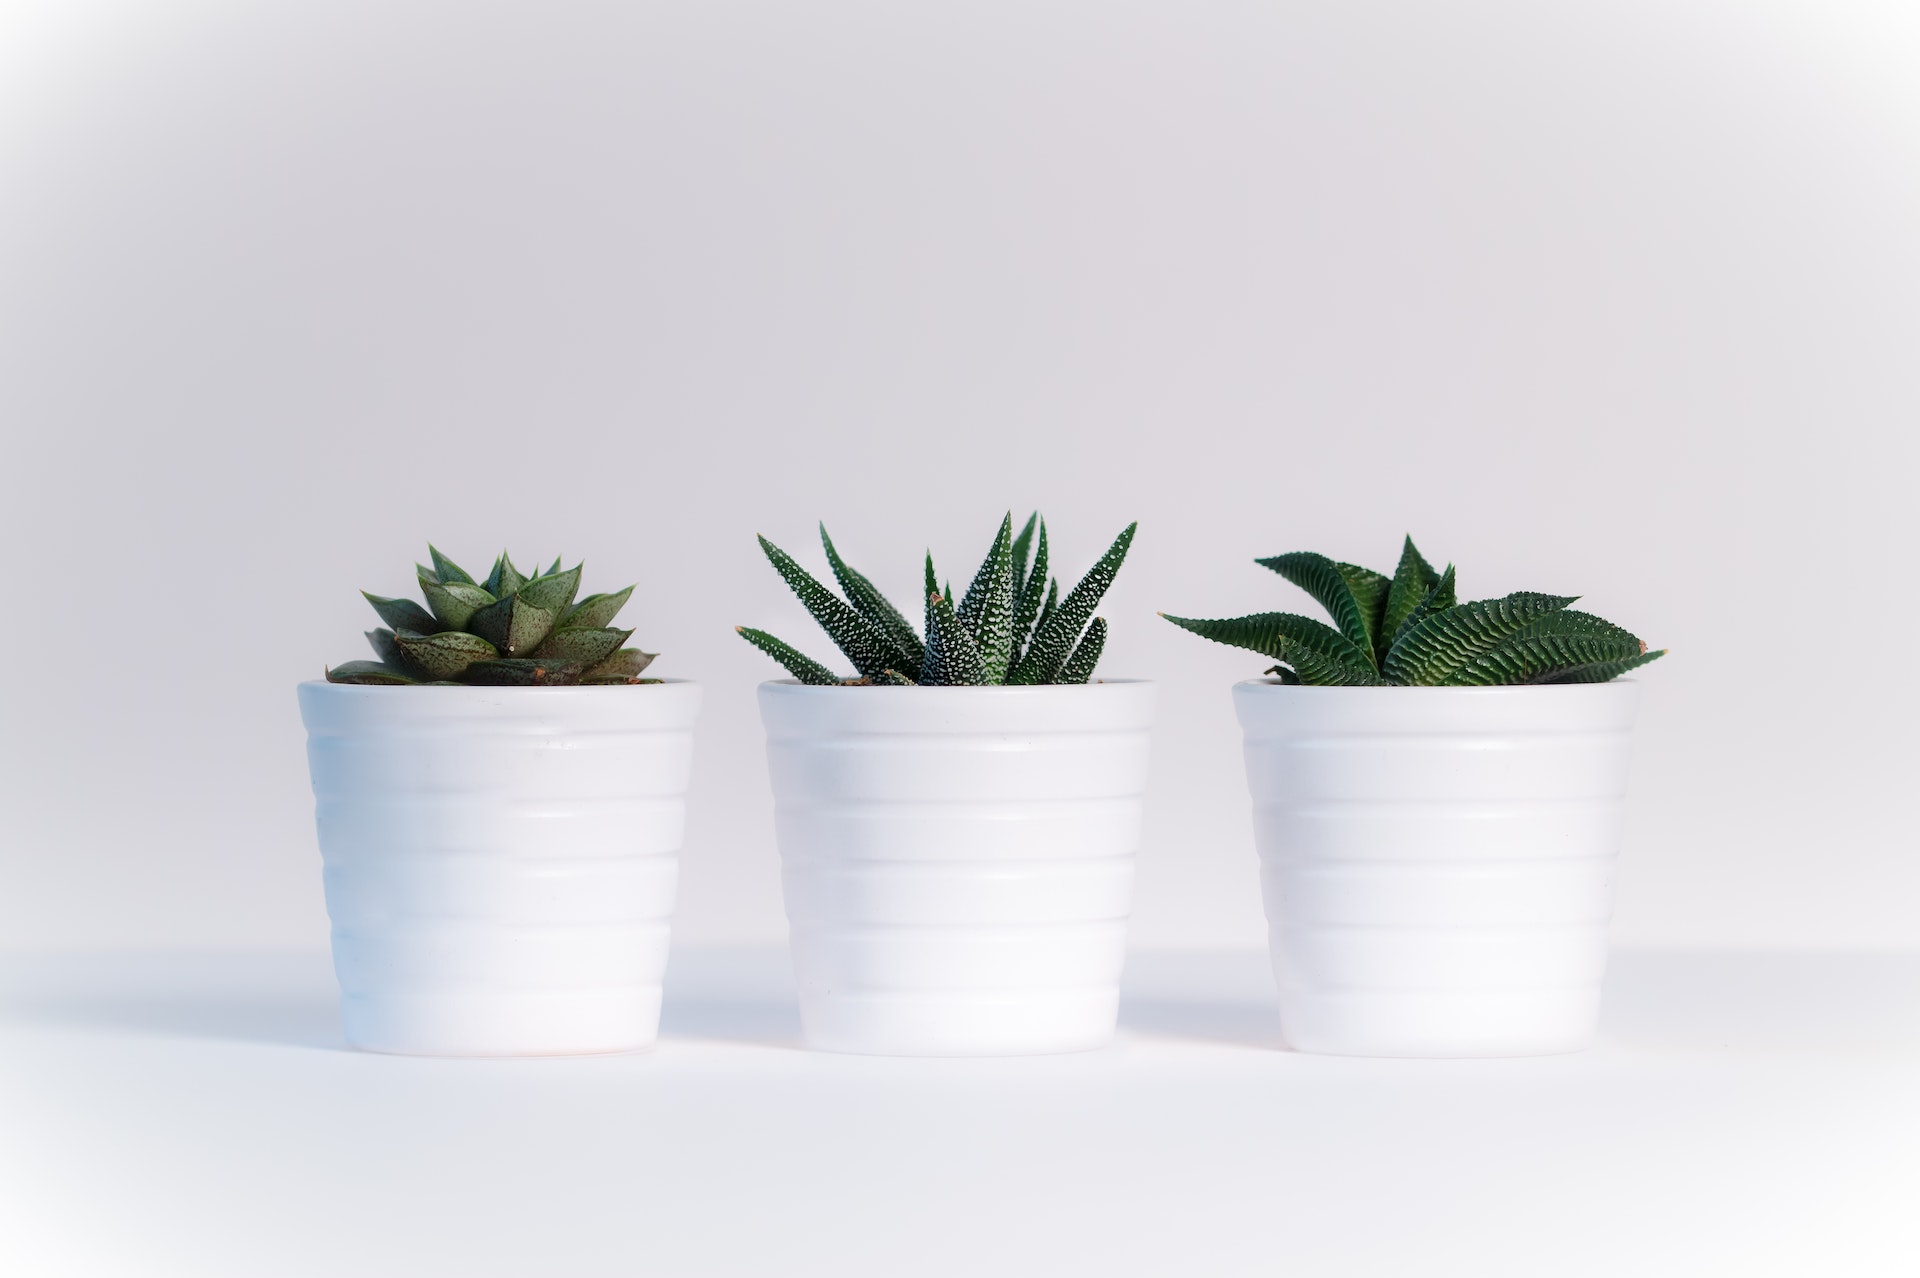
[762,679,1154,1055]
[299,680,701,1055]
[1237,680,1637,1056]
[4,948,1917,1277]
[4,0,1919,957]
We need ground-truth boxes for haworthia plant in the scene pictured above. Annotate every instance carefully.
[738,514,1136,686]
[326,546,660,686]
[1162,536,1664,685]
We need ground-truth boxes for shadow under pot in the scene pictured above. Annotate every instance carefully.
[296,680,701,1056]
[758,679,1156,1057]
[1234,679,1641,1058]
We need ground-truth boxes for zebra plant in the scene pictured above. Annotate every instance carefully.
[738,514,1135,686]
[1162,536,1664,685]
[326,546,658,686]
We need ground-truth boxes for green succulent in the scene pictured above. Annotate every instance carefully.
[1162,535,1665,685]
[738,513,1136,686]
[326,546,658,686]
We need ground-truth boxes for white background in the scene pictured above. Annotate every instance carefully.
[2,0,1916,956]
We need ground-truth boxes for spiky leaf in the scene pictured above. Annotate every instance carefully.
[581,647,657,681]
[1390,564,1458,651]
[466,593,556,658]
[362,592,442,635]
[563,587,634,631]
[758,536,896,679]
[1255,552,1377,667]
[1380,537,1441,651]
[921,591,988,685]
[519,565,582,621]
[484,553,528,598]
[1007,522,1136,685]
[957,513,1017,682]
[1058,617,1107,684]
[418,574,494,631]
[736,626,841,685]
[392,630,499,679]
[1531,648,1667,683]
[1009,513,1038,598]
[1443,610,1651,686]
[428,545,476,586]
[1159,611,1381,683]
[1337,563,1392,663]
[821,524,924,676]
[1383,592,1577,686]
[326,660,418,685]
[365,628,406,666]
[533,626,631,668]
[873,669,917,686]
[459,658,585,686]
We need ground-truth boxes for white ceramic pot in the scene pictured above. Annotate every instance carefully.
[1234,679,1640,1058]
[759,680,1156,1056]
[296,680,701,1056]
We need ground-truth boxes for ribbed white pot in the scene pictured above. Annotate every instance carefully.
[1234,679,1640,1058]
[296,680,701,1056]
[759,680,1156,1057]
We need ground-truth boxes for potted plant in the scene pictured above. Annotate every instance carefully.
[739,514,1153,1056]
[297,547,700,1056]
[1164,537,1665,1058]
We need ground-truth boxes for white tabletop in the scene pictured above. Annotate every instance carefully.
[4,948,1917,1277]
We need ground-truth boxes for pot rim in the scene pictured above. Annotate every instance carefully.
[298,676,696,692]
[1233,677,1642,693]
[760,677,1151,692]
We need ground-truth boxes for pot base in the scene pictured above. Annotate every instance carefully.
[1274,984,1603,1058]
[340,986,665,1057]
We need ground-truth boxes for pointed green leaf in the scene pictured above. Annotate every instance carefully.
[957,513,1017,682]
[1337,562,1392,664]
[736,626,842,685]
[459,658,585,686]
[392,630,499,679]
[821,524,923,676]
[484,552,527,598]
[1255,552,1378,667]
[428,545,476,586]
[563,586,635,631]
[519,564,581,620]
[466,593,556,657]
[417,575,494,631]
[362,591,442,635]
[365,628,406,666]
[533,626,630,668]
[1443,610,1653,686]
[1381,536,1441,652]
[873,668,917,686]
[325,660,419,685]
[1531,648,1667,684]
[758,535,896,679]
[1057,617,1108,684]
[546,556,563,576]
[1007,522,1136,685]
[1389,563,1458,653]
[1383,592,1577,686]
[924,552,938,602]
[1008,519,1051,671]
[922,592,988,685]
[1009,513,1038,597]
[581,647,657,682]
[1160,610,1381,683]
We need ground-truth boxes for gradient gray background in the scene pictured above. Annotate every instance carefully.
[2,0,1915,955]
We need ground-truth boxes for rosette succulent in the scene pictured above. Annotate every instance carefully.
[326,546,658,686]
[738,513,1135,686]
[1163,535,1665,685]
